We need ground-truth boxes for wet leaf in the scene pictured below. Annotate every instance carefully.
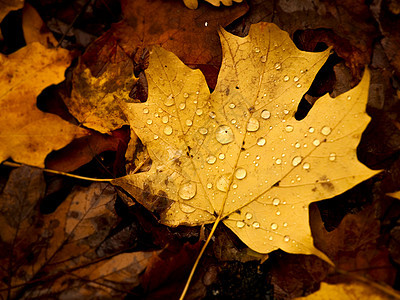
[112,22,378,261]
[295,281,400,300]
[0,42,88,167]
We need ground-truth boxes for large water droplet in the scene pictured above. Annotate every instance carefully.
[283,75,289,82]
[207,155,217,164]
[271,223,278,230]
[162,116,170,125]
[164,94,174,106]
[219,153,225,160]
[303,162,310,170]
[246,118,260,132]
[164,125,173,136]
[295,142,301,148]
[254,47,260,53]
[235,168,247,180]
[183,92,189,98]
[236,221,245,228]
[261,110,271,119]
[246,212,253,220]
[321,126,331,135]
[179,181,197,200]
[229,103,236,109]
[260,55,267,63]
[143,108,149,114]
[207,183,213,189]
[257,137,266,146]
[292,156,302,166]
[309,127,315,133]
[313,139,320,147]
[216,175,229,192]
[186,119,193,126]
[293,76,299,82]
[196,108,203,116]
[199,127,208,135]
[276,158,282,165]
[284,235,290,242]
[272,198,280,206]
[252,222,260,228]
[274,63,281,70]
[147,119,153,125]
[179,103,186,110]
[216,125,234,144]
[180,203,196,213]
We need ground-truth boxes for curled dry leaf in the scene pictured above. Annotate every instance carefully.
[112,23,378,261]
[0,42,88,167]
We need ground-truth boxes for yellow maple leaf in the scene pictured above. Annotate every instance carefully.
[0,42,88,167]
[295,281,400,299]
[112,22,378,261]
[183,0,243,9]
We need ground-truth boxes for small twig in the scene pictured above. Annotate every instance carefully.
[56,0,92,48]
[2,161,113,182]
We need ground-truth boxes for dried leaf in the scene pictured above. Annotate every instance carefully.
[311,205,396,285]
[0,42,88,167]
[0,166,131,298]
[112,22,378,261]
[295,281,400,300]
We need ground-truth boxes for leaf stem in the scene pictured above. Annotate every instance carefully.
[179,215,222,300]
[2,161,113,182]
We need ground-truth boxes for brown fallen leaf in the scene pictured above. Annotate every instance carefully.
[311,204,396,285]
[295,281,400,300]
[112,22,378,261]
[0,166,142,299]
[64,0,248,133]
[0,41,88,167]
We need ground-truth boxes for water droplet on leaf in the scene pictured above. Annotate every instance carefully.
[216,125,234,144]
[261,110,271,119]
[235,168,247,180]
[246,118,260,132]
[179,181,197,200]
[164,125,173,135]
[292,156,302,166]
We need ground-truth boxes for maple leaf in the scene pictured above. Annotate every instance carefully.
[112,22,378,261]
[0,42,88,167]
[64,0,248,133]
[295,281,399,300]
[183,0,243,9]
[0,166,153,299]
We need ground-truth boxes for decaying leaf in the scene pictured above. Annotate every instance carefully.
[183,0,243,10]
[0,42,88,167]
[0,166,147,299]
[112,22,378,261]
[295,281,399,300]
